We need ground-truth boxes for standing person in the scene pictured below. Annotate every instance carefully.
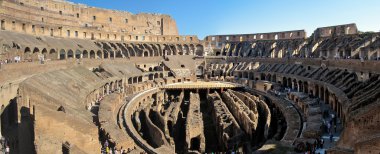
[5,145,10,154]
[321,138,324,148]
[327,123,331,134]
[330,133,334,142]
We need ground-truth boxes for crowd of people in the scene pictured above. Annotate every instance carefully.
[0,55,47,69]
[100,140,142,154]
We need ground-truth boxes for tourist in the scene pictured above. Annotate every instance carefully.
[327,123,331,133]
[5,145,9,154]
[330,133,334,142]
[113,147,119,154]
[320,138,324,148]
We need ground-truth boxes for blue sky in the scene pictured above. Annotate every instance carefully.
[70,0,380,39]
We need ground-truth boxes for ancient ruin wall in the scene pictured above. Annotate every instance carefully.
[185,92,205,152]
[208,92,243,150]
[0,0,178,37]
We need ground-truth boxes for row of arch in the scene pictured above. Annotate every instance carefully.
[21,42,204,61]
[219,41,304,58]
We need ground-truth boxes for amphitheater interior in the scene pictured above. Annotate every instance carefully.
[0,0,380,154]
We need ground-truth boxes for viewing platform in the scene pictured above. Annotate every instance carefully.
[160,81,243,90]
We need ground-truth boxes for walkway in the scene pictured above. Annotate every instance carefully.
[161,81,243,90]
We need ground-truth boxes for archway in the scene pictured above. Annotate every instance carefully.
[90,50,95,59]
[96,50,102,59]
[67,50,74,59]
[103,50,109,59]
[49,49,57,60]
[195,45,204,56]
[109,51,115,59]
[41,48,48,59]
[75,50,81,59]
[59,49,66,60]
[143,51,149,57]
[83,50,88,58]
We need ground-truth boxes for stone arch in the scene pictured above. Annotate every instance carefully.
[59,49,66,60]
[110,81,114,92]
[33,47,40,54]
[125,44,136,57]
[195,44,204,56]
[189,44,195,55]
[282,77,287,87]
[163,44,171,56]
[109,50,115,59]
[103,50,109,59]
[156,44,163,56]
[128,78,133,84]
[235,43,242,56]
[143,50,149,57]
[75,50,81,59]
[177,44,183,55]
[183,44,190,55]
[170,45,177,55]
[272,74,277,82]
[148,74,154,80]
[41,48,48,58]
[138,76,142,83]
[89,50,95,59]
[97,50,102,59]
[49,49,57,60]
[115,50,123,58]
[83,50,88,58]
[151,44,159,56]
[67,50,74,59]
[32,47,40,60]
[24,47,32,60]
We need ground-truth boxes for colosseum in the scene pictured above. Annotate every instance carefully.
[0,0,379,153]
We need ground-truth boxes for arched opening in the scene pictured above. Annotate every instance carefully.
[138,76,142,83]
[24,47,31,60]
[183,44,190,55]
[59,49,66,60]
[67,50,74,59]
[196,66,204,77]
[190,138,200,151]
[143,51,149,57]
[116,51,123,58]
[90,50,95,59]
[75,50,81,59]
[33,48,40,54]
[82,50,88,58]
[154,73,159,78]
[109,51,115,58]
[97,50,102,59]
[49,49,57,60]
[33,47,40,60]
[41,48,48,58]
[282,77,287,87]
[103,50,109,59]
[148,74,154,80]
[195,45,204,56]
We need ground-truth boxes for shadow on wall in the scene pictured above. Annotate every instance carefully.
[1,99,35,154]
